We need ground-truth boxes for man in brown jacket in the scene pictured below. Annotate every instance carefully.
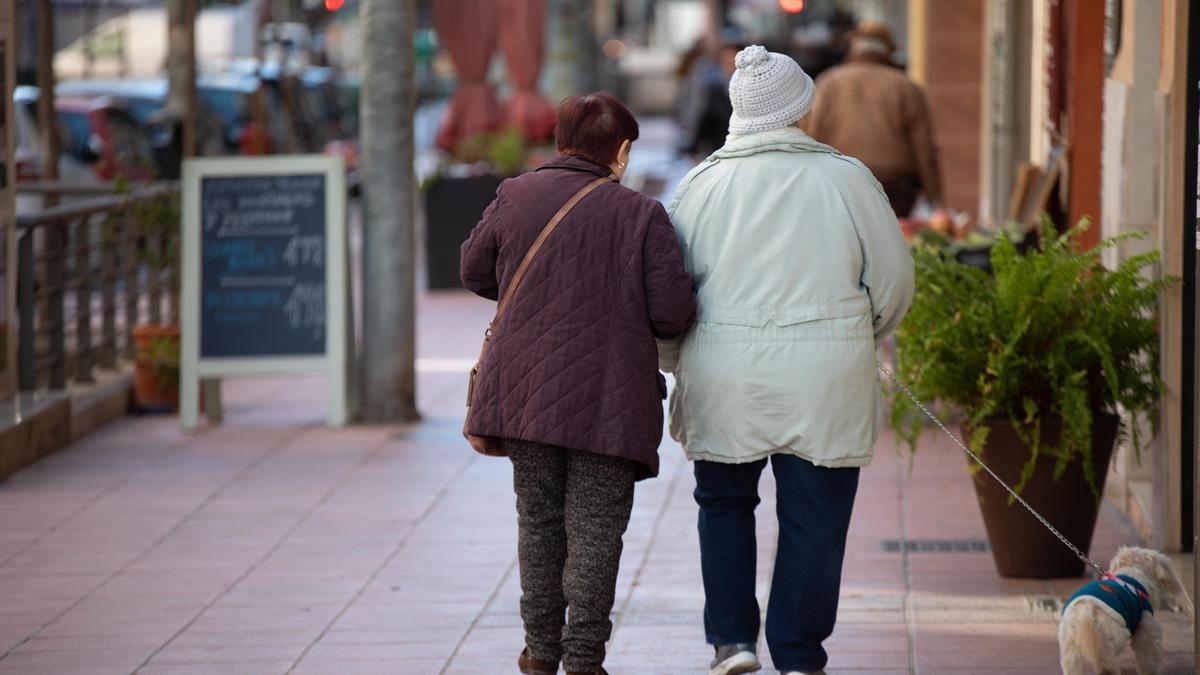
[805,21,942,217]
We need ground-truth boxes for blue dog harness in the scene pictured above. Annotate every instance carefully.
[1064,574,1153,632]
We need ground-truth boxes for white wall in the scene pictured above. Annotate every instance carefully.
[53,4,258,79]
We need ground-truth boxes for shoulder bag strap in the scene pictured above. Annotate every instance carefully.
[490,175,615,326]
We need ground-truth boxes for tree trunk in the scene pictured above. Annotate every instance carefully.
[548,0,597,101]
[35,0,58,186]
[359,0,419,422]
[164,0,197,162]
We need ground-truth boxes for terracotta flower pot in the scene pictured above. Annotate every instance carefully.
[965,414,1119,578]
[132,324,180,412]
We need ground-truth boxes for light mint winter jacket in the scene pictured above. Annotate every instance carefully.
[663,126,914,467]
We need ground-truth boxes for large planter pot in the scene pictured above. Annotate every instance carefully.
[132,324,180,412]
[424,174,504,290]
[966,414,1119,578]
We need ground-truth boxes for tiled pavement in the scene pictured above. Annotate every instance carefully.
[0,291,1193,674]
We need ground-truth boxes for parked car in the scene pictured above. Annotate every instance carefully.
[14,87,157,184]
[224,60,358,151]
[195,72,271,155]
[14,86,96,187]
[57,79,228,177]
[12,86,41,183]
[14,86,50,215]
[55,97,157,182]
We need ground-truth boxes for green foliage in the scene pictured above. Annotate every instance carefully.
[145,334,180,390]
[130,192,182,272]
[485,127,528,177]
[888,218,1178,497]
[104,178,181,274]
[451,126,531,178]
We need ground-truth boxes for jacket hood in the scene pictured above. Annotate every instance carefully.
[535,153,615,178]
[711,126,841,160]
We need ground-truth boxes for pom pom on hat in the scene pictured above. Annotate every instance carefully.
[727,45,815,134]
[734,45,770,70]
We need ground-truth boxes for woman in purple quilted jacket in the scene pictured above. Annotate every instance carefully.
[460,93,696,675]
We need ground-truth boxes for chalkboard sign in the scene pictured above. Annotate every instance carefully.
[181,156,348,431]
[200,174,327,357]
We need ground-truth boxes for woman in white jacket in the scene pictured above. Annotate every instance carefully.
[663,46,914,675]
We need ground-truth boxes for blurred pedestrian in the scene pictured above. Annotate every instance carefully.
[673,37,713,139]
[678,36,745,159]
[790,8,858,80]
[805,20,942,217]
[460,92,696,675]
[663,46,914,675]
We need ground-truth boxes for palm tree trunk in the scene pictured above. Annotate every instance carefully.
[359,0,419,422]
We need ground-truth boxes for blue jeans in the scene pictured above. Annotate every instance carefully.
[694,454,860,672]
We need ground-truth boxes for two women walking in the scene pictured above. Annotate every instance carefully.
[461,46,914,675]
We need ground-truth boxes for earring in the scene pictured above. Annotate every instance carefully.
[618,161,627,169]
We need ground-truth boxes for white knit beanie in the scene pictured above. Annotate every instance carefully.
[727,45,815,135]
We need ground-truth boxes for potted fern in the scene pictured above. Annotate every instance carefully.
[889,219,1176,578]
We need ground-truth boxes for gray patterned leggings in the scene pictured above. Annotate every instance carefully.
[506,440,636,672]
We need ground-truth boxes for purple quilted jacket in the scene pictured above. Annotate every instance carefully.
[460,155,696,479]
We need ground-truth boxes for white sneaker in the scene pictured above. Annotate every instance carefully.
[709,643,761,675]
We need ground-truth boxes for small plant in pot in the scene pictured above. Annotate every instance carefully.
[132,326,180,410]
[888,218,1177,578]
[111,183,182,412]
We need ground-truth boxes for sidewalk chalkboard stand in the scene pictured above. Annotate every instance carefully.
[180,155,349,431]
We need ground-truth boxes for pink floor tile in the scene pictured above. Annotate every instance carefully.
[0,291,1191,673]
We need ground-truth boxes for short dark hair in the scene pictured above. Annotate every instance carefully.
[554,92,640,166]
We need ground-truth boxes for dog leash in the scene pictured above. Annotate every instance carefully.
[878,362,1109,579]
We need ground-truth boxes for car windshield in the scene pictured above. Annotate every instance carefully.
[57,112,93,159]
[198,87,251,127]
[121,98,164,125]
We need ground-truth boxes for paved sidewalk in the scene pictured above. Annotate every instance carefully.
[0,291,1193,674]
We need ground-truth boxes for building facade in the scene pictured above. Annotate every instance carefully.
[909,0,1198,552]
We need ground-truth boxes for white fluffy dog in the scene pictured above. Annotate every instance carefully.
[1058,546,1194,674]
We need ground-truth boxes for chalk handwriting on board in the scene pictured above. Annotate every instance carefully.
[202,175,324,237]
[283,282,326,340]
[199,173,327,357]
[205,240,277,271]
[282,235,324,267]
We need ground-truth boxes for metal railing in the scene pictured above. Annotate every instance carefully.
[15,183,179,391]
